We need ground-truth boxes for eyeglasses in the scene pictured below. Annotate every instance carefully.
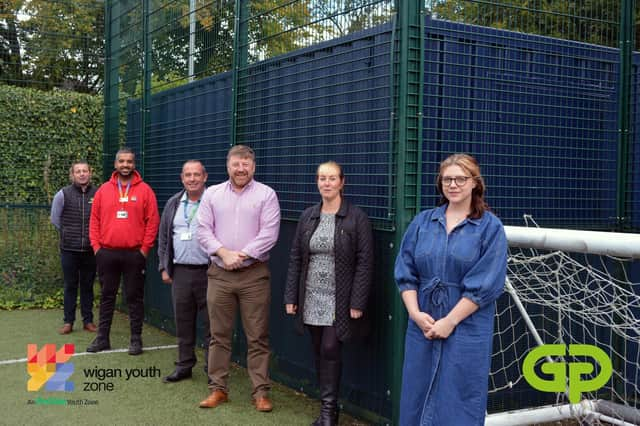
[441,176,472,186]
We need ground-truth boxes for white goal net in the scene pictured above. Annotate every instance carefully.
[486,222,640,426]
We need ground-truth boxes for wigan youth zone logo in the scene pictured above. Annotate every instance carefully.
[27,344,75,392]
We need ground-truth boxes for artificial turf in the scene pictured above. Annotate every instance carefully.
[1,309,367,425]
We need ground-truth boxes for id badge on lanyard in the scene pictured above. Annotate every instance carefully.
[182,199,200,241]
[117,180,131,219]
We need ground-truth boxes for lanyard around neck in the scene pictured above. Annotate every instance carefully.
[183,198,200,226]
[117,180,131,199]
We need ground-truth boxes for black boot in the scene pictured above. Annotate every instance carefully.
[316,359,341,426]
[88,321,112,353]
[311,354,322,426]
[86,335,111,352]
[128,334,143,355]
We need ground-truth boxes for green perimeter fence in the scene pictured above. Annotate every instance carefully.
[1,0,640,424]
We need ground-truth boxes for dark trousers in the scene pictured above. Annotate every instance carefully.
[308,325,343,424]
[308,325,342,363]
[60,250,96,325]
[207,262,271,398]
[172,264,210,372]
[95,248,146,340]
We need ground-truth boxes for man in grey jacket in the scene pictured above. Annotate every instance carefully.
[157,160,211,383]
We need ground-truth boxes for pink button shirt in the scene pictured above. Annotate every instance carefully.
[196,179,281,268]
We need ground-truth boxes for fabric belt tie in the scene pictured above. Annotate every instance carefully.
[419,277,460,319]
[418,277,461,424]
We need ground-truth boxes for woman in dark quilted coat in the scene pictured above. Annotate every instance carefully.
[284,161,374,426]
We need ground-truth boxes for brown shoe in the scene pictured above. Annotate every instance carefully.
[199,390,228,408]
[83,323,97,332]
[58,324,72,335]
[253,396,273,412]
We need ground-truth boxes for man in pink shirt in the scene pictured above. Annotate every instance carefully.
[196,145,280,412]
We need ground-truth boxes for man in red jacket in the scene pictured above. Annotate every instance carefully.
[87,147,160,355]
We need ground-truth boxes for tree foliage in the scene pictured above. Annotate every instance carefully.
[0,0,104,92]
[426,0,624,48]
[248,0,316,61]
[111,0,235,96]
[311,0,394,38]
[113,0,395,95]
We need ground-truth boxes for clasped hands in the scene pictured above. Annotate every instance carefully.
[411,311,456,340]
[217,247,249,270]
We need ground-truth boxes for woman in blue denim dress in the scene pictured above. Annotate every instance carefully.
[394,154,508,425]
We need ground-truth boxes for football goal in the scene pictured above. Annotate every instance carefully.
[485,222,640,426]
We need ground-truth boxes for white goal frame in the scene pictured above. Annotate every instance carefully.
[485,226,640,426]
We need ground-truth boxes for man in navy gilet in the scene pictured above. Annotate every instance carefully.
[50,160,98,335]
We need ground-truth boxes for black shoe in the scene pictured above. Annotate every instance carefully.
[128,336,143,356]
[86,338,111,353]
[162,369,192,383]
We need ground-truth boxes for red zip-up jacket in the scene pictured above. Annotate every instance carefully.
[89,170,160,255]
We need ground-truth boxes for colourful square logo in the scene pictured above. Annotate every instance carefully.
[27,344,75,392]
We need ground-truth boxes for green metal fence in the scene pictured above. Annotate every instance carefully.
[3,0,636,423]
[103,0,639,225]
[0,206,61,309]
[102,0,640,423]
[5,0,638,421]
[419,0,636,232]
[424,0,622,48]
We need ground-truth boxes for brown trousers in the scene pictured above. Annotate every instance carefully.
[206,262,271,398]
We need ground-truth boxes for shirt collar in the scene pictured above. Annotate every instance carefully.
[431,203,481,226]
[225,179,254,193]
[180,190,203,203]
[431,204,447,221]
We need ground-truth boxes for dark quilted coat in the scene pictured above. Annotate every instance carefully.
[284,198,374,342]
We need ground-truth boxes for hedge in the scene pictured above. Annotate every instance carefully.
[0,84,103,309]
[0,84,103,204]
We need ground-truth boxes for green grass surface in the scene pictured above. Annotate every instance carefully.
[2,309,367,425]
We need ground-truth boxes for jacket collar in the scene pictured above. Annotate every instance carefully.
[175,189,187,202]
[71,182,92,193]
[310,198,350,219]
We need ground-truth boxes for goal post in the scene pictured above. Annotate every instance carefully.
[504,226,640,258]
[485,225,640,426]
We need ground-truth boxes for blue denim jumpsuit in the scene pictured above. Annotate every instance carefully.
[394,204,507,426]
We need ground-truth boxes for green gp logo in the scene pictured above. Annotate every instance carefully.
[523,344,613,403]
